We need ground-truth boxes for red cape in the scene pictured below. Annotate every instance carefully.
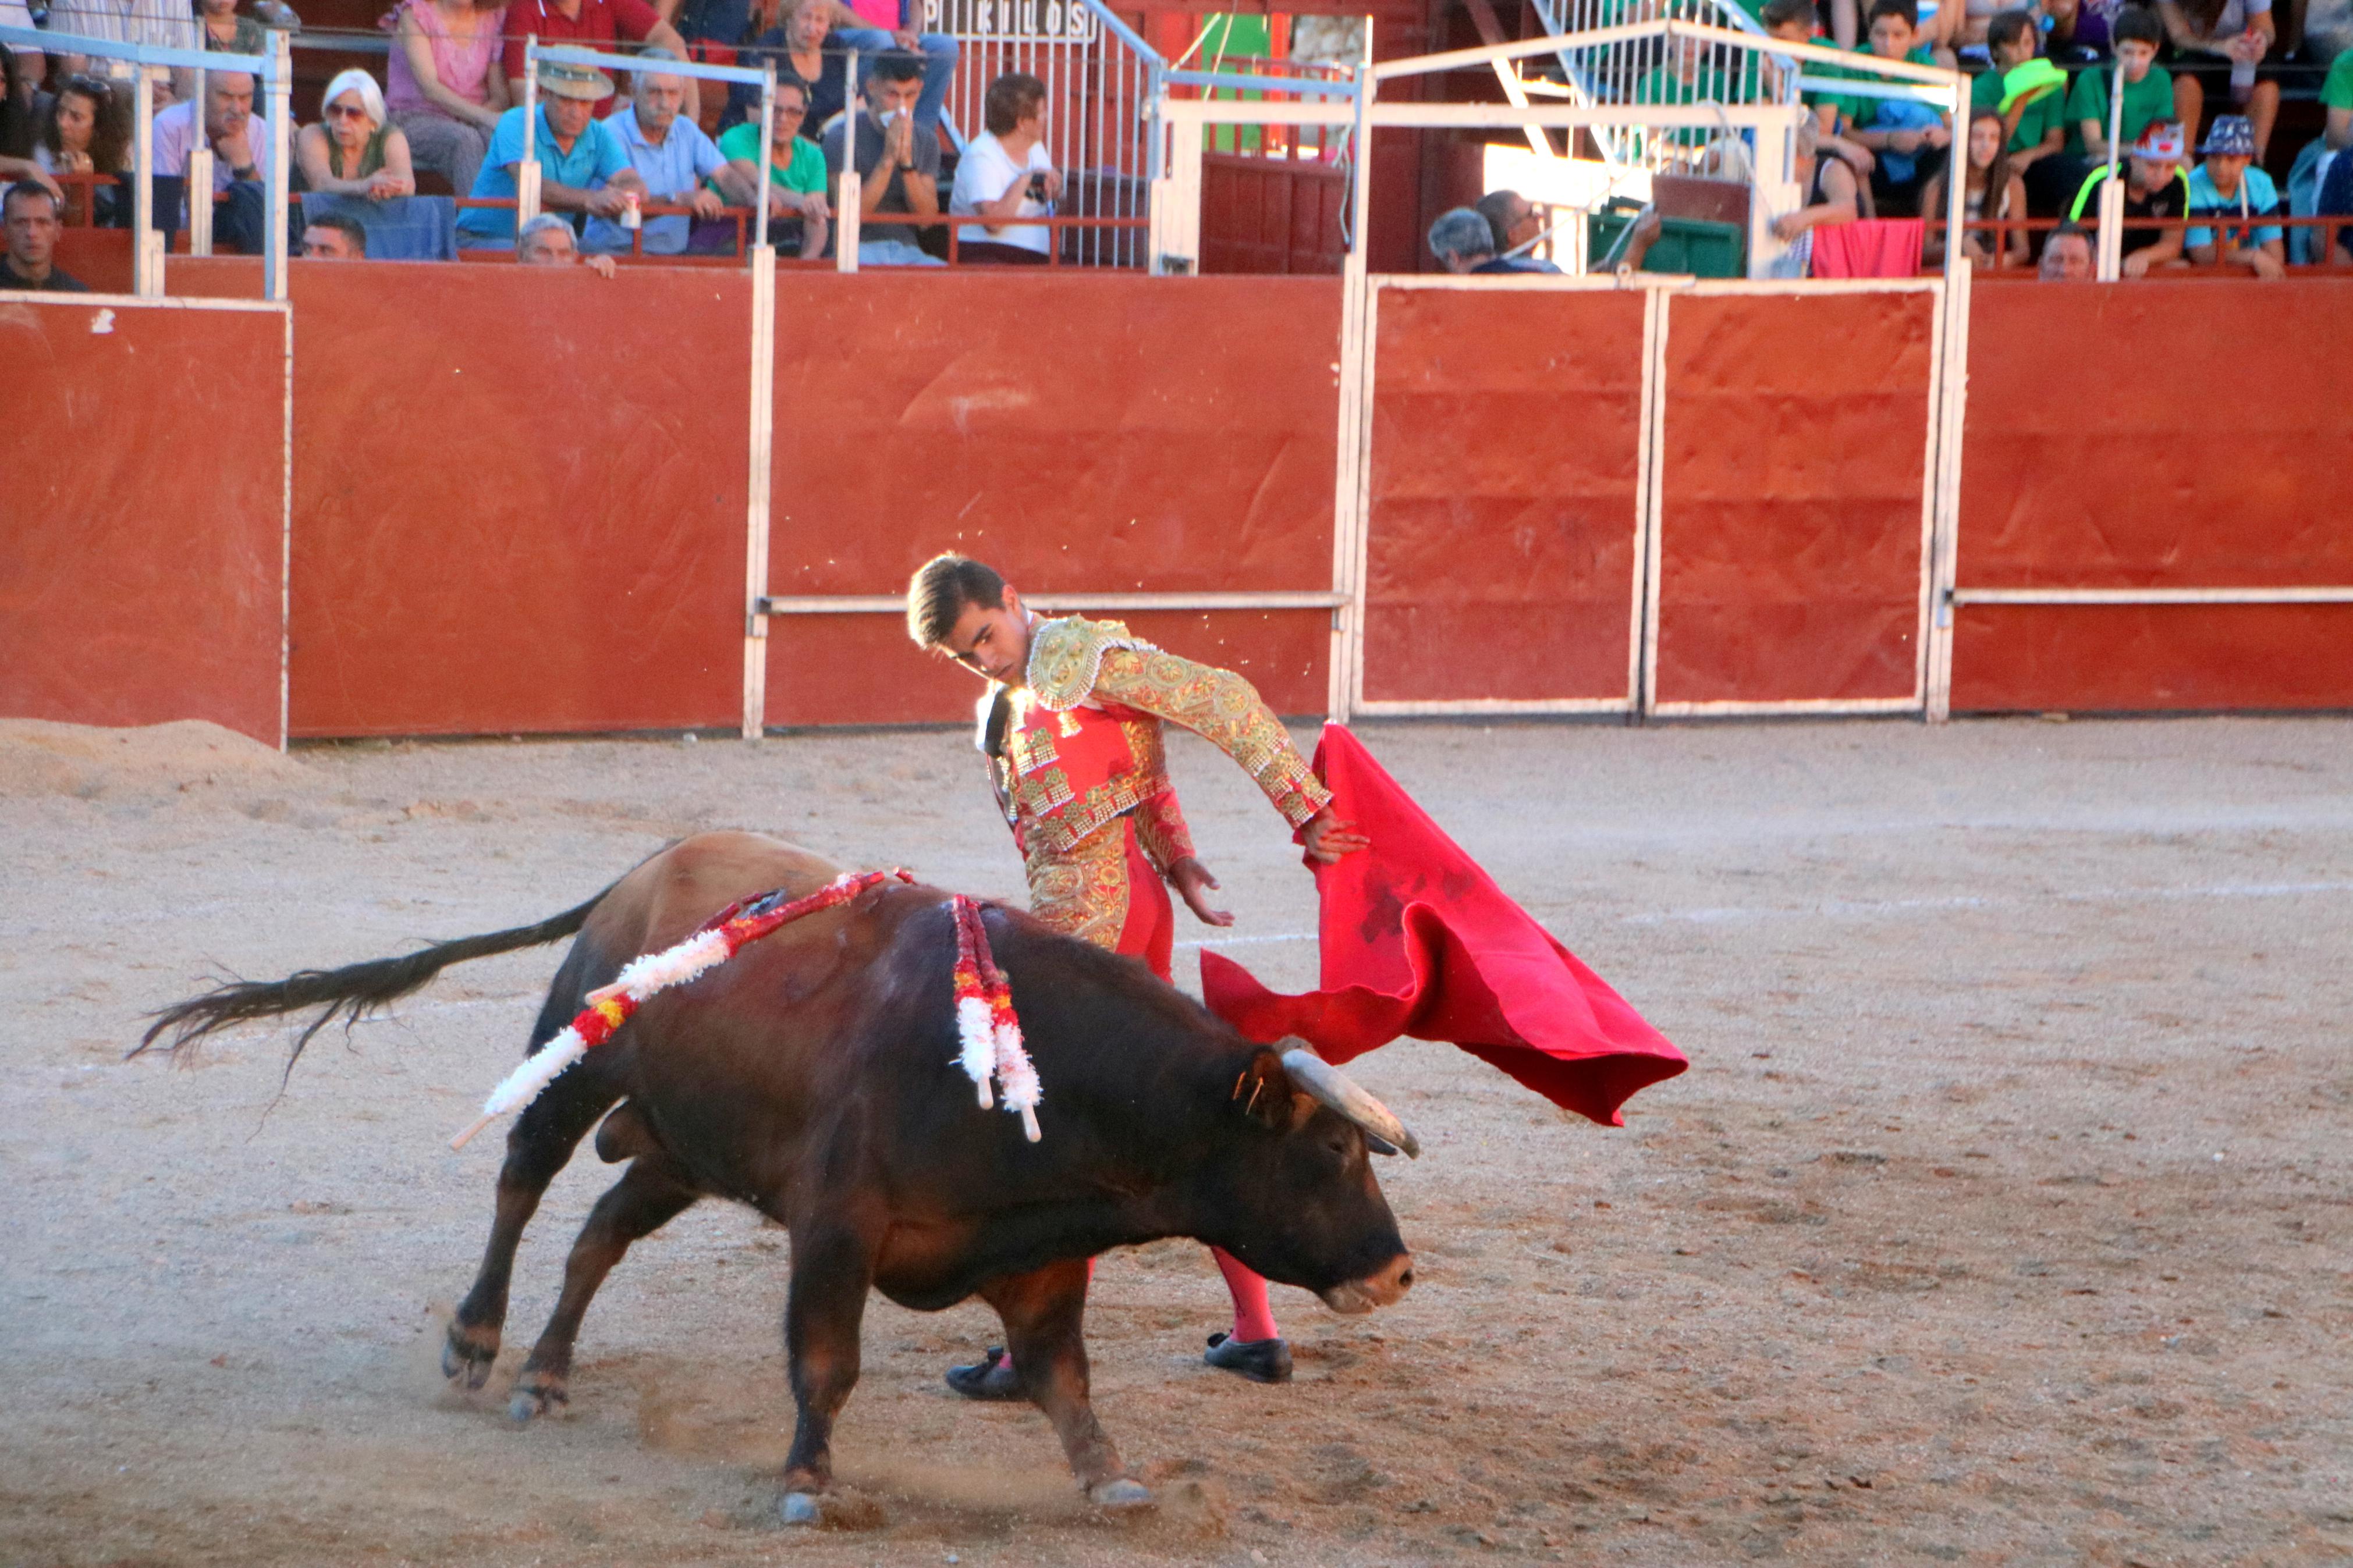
[1200,726,1686,1126]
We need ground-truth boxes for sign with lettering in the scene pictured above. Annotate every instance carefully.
[920,0,1099,41]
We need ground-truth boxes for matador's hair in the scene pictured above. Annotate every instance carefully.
[907,553,1008,649]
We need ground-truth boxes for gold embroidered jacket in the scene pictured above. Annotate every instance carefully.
[981,615,1332,874]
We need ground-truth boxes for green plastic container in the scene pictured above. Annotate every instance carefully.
[1587,198,1745,278]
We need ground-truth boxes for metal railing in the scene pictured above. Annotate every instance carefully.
[1933,211,2353,275]
[1517,0,1792,170]
[891,0,1160,265]
[1,19,292,298]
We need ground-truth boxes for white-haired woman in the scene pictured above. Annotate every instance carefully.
[296,69,416,200]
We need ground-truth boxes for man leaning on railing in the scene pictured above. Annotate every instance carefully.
[456,58,646,250]
[583,48,745,255]
[519,207,617,272]
[152,70,273,255]
[712,71,828,258]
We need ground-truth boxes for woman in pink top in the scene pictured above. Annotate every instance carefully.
[387,0,510,200]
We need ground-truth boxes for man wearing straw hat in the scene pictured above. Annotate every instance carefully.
[456,58,646,250]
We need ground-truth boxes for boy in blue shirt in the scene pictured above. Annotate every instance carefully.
[2184,114,2284,278]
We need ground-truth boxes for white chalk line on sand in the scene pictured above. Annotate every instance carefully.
[118,879,2353,1041]
[1184,878,2353,948]
[1617,879,2353,927]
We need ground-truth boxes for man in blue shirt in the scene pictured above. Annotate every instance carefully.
[583,51,762,254]
[457,60,645,250]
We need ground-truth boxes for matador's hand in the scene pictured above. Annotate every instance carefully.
[1168,856,1234,927]
[1301,806,1369,865]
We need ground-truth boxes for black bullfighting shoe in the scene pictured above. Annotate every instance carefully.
[945,1346,1024,1401]
[1203,1332,1292,1383]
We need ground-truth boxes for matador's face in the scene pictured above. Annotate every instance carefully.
[943,588,1033,688]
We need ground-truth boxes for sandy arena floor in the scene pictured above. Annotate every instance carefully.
[3,713,2348,1567]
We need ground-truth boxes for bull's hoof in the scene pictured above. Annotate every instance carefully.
[507,1378,567,1424]
[945,1346,1024,1402]
[1087,1478,1155,1512]
[1204,1332,1292,1384]
[778,1491,822,1527]
[442,1325,499,1391]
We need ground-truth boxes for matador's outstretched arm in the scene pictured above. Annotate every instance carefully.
[1089,647,1333,835]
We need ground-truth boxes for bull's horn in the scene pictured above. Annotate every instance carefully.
[1279,1043,1421,1159]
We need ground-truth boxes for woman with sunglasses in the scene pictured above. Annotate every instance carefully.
[296,68,417,201]
[33,74,129,225]
[710,72,829,257]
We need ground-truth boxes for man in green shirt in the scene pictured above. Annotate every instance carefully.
[711,74,830,258]
[2063,4,2173,159]
[2323,48,2352,152]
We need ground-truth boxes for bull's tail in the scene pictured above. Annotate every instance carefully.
[136,881,620,1065]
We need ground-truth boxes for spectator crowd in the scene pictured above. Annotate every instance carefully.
[1759,0,2352,269]
[4,0,2351,281]
[1425,0,2353,276]
[0,0,1083,271]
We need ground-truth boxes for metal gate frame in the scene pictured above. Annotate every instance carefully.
[1330,268,1971,723]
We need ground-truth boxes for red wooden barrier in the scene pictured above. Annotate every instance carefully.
[1361,285,1647,707]
[0,297,288,745]
[286,262,751,737]
[763,272,1343,726]
[1201,154,1347,276]
[1653,289,1935,708]
[51,228,136,294]
[1951,278,2353,712]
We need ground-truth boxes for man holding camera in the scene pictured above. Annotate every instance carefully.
[819,51,942,267]
[947,71,1062,265]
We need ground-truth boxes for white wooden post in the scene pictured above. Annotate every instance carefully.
[741,243,776,738]
[187,58,213,256]
[519,37,543,227]
[264,31,290,300]
[836,48,861,271]
[133,65,162,296]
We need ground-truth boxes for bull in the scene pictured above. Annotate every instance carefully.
[145,831,1418,1521]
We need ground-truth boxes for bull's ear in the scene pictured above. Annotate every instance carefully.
[1230,1049,1308,1134]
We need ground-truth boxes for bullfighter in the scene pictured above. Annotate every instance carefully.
[905,552,1367,1395]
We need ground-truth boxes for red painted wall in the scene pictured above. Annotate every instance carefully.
[1362,286,1646,704]
[0,297,288,745]
[285,262,751,737]
[1951,279,2353,712]
[763,271,1343,725]
[1653,290,1935,705]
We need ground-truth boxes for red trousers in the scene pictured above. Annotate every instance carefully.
[1113,818,1278,1345]
[1117,820,1176,983]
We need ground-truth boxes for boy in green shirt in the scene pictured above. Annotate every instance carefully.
[1848,0,1952,214]
[1974,8,2078,210]
[1972,11,2066,164]
[2064,5,2173,161]
[711,76,831,259]
[1764,0,1882,177]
